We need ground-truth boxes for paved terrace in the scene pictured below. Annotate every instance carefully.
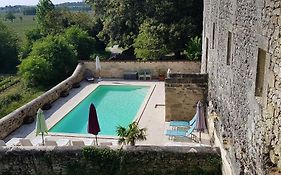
[4,80,210,147]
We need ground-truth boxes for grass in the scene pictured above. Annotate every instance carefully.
[0,75,44,119]
[0,13,37,43]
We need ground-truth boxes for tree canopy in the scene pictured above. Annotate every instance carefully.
[0,21,19,73]
[19,35,77,88]
[86,0,203,59]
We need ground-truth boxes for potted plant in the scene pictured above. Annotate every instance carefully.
[157,69,166,81]
[116,122,147,146]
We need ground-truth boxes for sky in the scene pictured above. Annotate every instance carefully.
[0,0,83,7]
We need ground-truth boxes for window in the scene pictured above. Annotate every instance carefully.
[226,32,232,65]
[212,23,216,49]
[205,37,209,72]
[255,48,266,96]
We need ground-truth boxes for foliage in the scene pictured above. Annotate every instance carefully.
[134,19,169,60]
[0,21,19,73]
[86,0,203,57]
[0,76,43,118]
[19,35,77,88]
[36,0,55,31]
[63,26,96,60]
[185,36,202,60]
[23,7,37,15]
[116,122,147,146]
[5,12,16,22]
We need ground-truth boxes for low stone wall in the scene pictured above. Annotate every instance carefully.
[0,63,85,139]
[0,146,221,175]
[83,60,201,78]
[165,73,208,121]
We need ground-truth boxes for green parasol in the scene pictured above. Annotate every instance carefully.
[36,108,48,145]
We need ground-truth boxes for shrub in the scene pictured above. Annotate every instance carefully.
[185,36,202,60]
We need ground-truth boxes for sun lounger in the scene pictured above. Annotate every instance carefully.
[166,121,197,141]
[45,139,70,146]
[71,140,85,146]
[99,142,113,146]
[19,139,33,146]
[0,140,6,146]
[169,114,197,129]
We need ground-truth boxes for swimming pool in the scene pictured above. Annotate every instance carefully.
[49,85,149,136]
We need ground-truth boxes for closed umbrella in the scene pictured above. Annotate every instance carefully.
[95,56,102,81]
[88,103,100,145]
[195,101,207,143]
[36,108,48,145]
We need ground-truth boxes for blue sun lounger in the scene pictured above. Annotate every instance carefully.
[166,121,197,141]
[169,114,197,128]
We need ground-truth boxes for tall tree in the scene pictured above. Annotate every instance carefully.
[0,21,19,73]
[36,0,55,31]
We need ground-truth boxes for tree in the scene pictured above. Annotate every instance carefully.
[134,19,169,60]
[5,12,16,22]
[0,21,19,73]
[63,26,96,60]
[116,122,147,146]
[19,35,77,88]
[36,0,55,31]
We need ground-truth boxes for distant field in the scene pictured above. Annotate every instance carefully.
[0,75,43,119]
[0,13,37,43]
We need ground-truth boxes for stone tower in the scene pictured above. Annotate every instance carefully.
[202,0,281,174]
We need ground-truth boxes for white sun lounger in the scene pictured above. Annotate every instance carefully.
[45,139,70,146]
[71,140,85,146]
[0,140,6,146]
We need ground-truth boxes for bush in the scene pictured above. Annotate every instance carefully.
[185,36,202,60]
[19,35,77,88]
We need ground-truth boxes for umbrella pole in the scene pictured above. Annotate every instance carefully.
[199,131,202,143]
[95,135,98,145]
[41,132,44,146]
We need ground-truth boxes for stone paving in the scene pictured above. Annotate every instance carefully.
[4,80,210,147]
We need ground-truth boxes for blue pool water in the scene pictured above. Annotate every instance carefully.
[49,85,149,136]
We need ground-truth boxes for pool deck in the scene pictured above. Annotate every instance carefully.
[4,80,210,147]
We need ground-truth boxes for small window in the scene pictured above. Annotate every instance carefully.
[212,23,216,49]
[226,32,232,65]
[255,48,266,96]
[205,37,209,72]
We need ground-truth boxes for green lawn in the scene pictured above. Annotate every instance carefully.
[1,14,37,43]
[0,76,43,119]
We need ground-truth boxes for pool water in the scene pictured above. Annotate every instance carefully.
[49,85,149,136]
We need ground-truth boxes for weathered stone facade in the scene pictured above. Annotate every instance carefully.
[165,73,208,121]
[202,0,281,174]
[0,146,221,175]
[83,60,201,78]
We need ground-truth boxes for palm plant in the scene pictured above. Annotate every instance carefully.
[116,122,147,146]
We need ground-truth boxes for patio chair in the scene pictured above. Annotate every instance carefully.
[169,114,197,129]
[0,140,6,146]
[166,121,197,141]
[144,69,152,80]
[71,140,85,146]
[138,70,146,80]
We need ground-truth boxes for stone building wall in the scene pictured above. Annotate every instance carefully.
[0,63,85,140]
[83,60,201,78]
[165,73,208,121]
[0,146,221,175]
[202,0,281,174]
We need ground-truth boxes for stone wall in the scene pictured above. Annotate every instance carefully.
[165,73,208,121]
[0,63,85,140]
[202,0,281,174]
[0,146,221,175]
[83,60,201,78]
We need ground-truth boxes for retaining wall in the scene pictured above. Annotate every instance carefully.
[165,73,208,121]
[0,146,221,175]
[0,63,85,139]
[83,60,201,78]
